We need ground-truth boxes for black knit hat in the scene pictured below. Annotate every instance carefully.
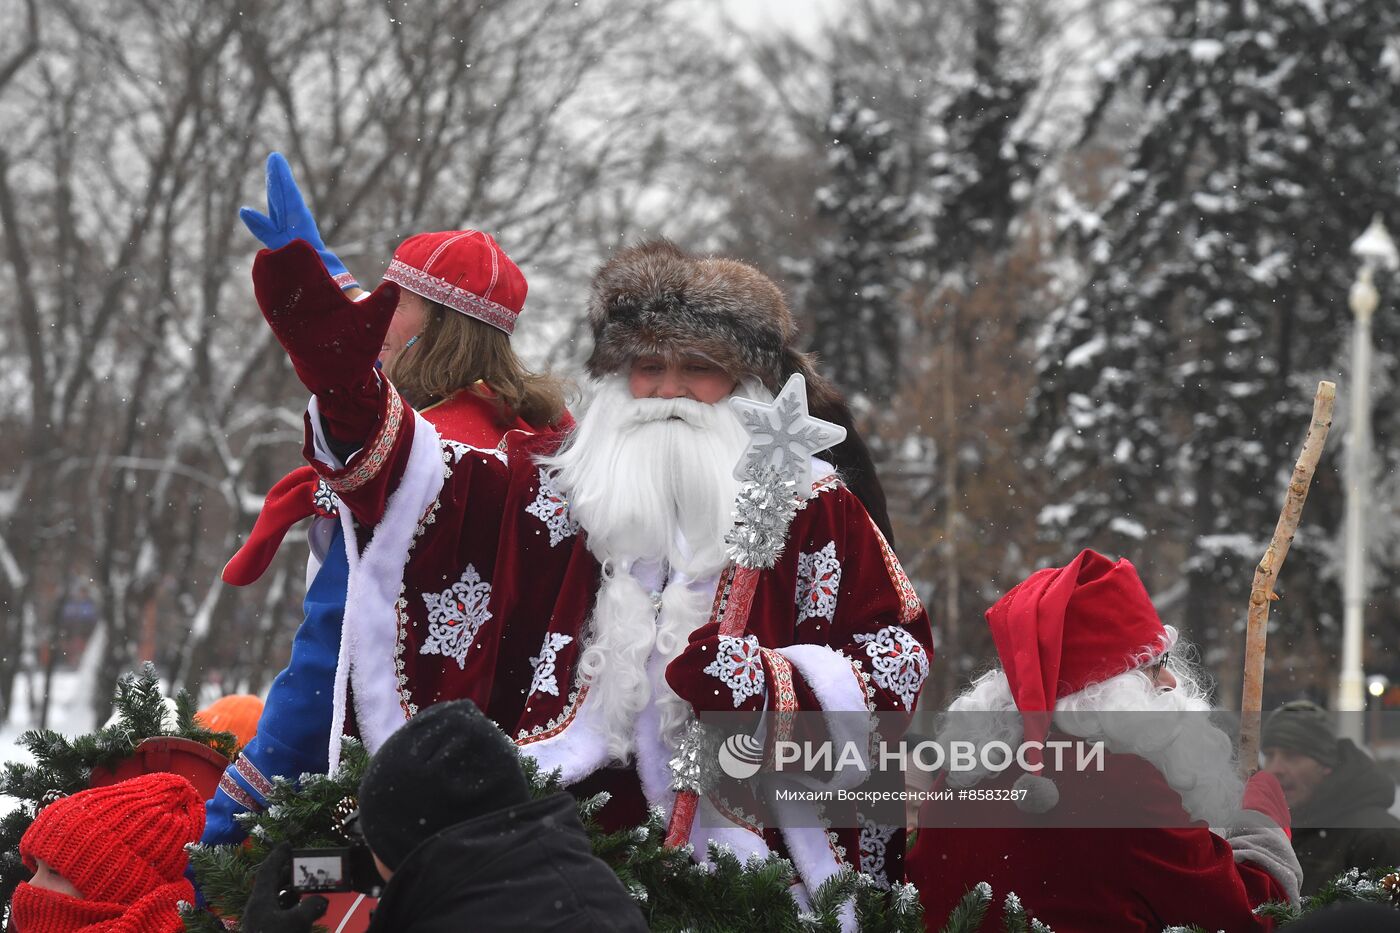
[358,700,531,870]
[1261,699,1340,769]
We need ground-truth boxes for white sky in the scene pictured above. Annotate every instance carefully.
[714,0,843,40]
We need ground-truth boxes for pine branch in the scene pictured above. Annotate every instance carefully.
[0,665,237,909]
[939,882,992,933]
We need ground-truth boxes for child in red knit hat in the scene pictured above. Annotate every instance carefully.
[9,772,205,933]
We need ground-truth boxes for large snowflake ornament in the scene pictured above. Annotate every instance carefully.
[729,373,846,494]
[420,564,493,670]
[703,634,766,707]
[853,626,930,710]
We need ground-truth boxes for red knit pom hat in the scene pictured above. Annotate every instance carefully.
[381,230,526,335]
[20,772,205,904]
[985,549,1174,811]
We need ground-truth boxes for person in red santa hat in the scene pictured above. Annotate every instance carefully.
[203,154,572,850]
[905,548,1301,932]
[9,773,205,933]
[238,233,928,904]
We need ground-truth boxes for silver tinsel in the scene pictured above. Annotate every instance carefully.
[669,719,718,793]
[724,466,800,569]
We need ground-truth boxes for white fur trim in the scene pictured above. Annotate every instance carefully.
[517,685,616,785]
[633,653,679,814]
[774,792,857,933]
[328,410,445,769]
[777,643,873,791]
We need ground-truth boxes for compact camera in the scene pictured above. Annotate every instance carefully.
[287,845,383,897]
[282,807,384,901]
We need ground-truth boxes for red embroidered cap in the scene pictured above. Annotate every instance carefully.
[382,230,526,335]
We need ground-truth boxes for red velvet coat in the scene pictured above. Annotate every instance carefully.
[906,750,1291,931]
[306,379,934,892]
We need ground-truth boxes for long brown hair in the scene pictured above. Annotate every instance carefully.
[384,301,568,429]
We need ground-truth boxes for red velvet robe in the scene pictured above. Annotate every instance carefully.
[907,750,1291,931]
[307,379,934,893]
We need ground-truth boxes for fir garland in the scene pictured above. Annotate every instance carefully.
[3,670,1395,932]
[0,665,239,908]
[184,744,936,933]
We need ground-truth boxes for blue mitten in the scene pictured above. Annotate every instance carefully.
[241,152,358,290]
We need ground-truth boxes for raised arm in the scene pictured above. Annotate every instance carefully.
[253,238,402,524]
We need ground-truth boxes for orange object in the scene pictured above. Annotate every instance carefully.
[196,693,265,751]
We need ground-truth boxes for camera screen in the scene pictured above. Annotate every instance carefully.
[291,852,348,892]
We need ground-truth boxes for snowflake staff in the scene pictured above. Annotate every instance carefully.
[665,373,848,847]
[245,235,933,898]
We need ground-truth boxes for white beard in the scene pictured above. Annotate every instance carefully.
[942,630,1246,824]
[535,376,765,761]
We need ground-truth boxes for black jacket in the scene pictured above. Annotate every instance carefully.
[1291,739,1400,895]
[366,792,648,932]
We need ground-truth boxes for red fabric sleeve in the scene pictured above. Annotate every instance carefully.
[303,377,414,527]
[665,483,933,718]
[1134,827,1286,930]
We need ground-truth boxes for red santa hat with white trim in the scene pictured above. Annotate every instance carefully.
[381,230,526,335]
[985,548,1175,812]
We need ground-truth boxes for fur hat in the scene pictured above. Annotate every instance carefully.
[585,239,895,542]
[585,240,836,401]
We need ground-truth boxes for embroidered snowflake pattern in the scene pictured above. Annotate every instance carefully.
[420,564,493,670]
[857,812,897,886]
[525,468,578,547]
[795,540,842,625]
[311,479,339,518]
[852,626,929,710]
[528,632,573,698]
[703,635,766,707]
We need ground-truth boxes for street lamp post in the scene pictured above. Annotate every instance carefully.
[1339,215,1398,741]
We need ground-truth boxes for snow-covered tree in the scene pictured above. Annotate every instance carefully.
[1033,0,1400,698]
[806,79,913,406]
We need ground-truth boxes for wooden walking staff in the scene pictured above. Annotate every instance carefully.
[1237,381,1336,778]
[664,374,846,848]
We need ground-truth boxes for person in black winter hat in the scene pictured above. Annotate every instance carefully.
[1262,699,1400,896]
[241,699,647,933]
[359,699,648,932]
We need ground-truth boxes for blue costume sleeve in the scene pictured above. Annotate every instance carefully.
[201,525,349,846]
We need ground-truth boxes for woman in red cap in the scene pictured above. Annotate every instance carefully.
[204,154,571,852]
[367,228,568,441]
[10,773,205,933]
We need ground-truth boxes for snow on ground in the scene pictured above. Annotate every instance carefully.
[1,669,100,817]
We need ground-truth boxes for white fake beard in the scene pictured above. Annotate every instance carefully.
[942,629,1245,824]
[536,375,766,762]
